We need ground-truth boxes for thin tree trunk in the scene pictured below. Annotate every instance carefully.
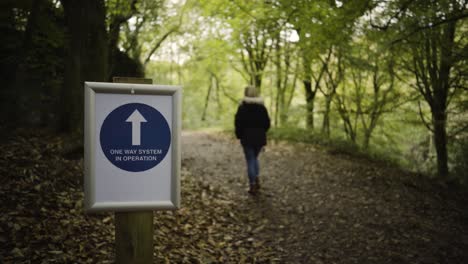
[214,74,222,120]
[201,76,213,121]
[322,97,332,137]
[321,47,342,138]
[303,52,315,129]
[274,37,282,127]
[304,79,315,129]
[363,130,372,149]
[279,42,291,126]
[254,73,263,92]
[282,59,299,125]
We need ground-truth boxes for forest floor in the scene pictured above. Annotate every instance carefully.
[1,129,468,263]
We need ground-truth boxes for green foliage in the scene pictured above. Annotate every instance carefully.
[1,0,466,179]
[268,127,402,167]
[119,0,179,67]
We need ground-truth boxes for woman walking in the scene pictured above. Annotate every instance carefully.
[235,86,271,194]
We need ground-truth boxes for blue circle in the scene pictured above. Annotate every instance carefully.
[100,103,171,172]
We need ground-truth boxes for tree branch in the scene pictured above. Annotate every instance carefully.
[448,123,468,139]
[143,27,179,66]
[208,70,238,104]
[369,0,414,31]
[418,101,434,132]
[391,11,468,44]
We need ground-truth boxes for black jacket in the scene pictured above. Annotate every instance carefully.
[235,98,271,147]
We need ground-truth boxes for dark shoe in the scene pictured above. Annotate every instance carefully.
[248,183,258,195]
[255,177,260,190]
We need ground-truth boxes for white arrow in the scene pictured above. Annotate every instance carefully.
[126,109,147,146]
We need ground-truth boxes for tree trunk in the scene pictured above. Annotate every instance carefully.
[279,42,292,127]
[430,21,455,178]
[60,1,84,132]
[83,1,108,82]
[320,47,340,137]
[363,130,372,150]
[60,0,107,133]
[432,103,449,178]
[201,75,213,121]
[10,0,45,124]
[281,69,297,126]
[107,0,138,80]
[254,73,263,93]
[322,97,332,137]
[274,38,282,127]
[108,20,121,80]
[304,79,315,129]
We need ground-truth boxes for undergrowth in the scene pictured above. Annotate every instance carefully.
[266,127,403,168]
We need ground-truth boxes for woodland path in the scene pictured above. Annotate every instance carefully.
[182,131,468,264]
[1,130,467,263]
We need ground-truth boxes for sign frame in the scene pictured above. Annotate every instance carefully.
[84,81,181,212]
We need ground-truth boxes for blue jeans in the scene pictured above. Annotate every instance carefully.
[242,145,262,185]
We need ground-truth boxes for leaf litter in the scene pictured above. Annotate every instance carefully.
[0,129,277,263]
[0,129,467,263]
[182,131,468,264]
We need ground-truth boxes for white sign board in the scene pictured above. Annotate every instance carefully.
[84,82,181,211]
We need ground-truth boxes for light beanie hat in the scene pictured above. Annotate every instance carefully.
[244,85,259,98]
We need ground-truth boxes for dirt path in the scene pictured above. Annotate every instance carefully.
[182,131,468,264]
[1,130,467,263]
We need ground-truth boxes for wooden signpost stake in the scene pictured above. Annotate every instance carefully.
[115,211,153,263]
[113,77,154,264]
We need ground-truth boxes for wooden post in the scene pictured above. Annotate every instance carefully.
[113,77,154,264]
[115,211,154,264]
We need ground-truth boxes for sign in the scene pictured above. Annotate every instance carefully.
[100,103,171,172]
[84,82,181,211]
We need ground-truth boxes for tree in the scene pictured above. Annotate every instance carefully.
[320,45,344,137]
[60,0,108,132]
[281,0,370,130]
[361,54,397,149]
[120,0,183,72]
[336,36,400,148]
[238,23,273,91]
[198,0,279,92]
[107,0,142,79]
[234,3,277,92]
[270,20,298,126]
[1,0,65,127]
[374,0,467,177]
[285,0,331,130]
